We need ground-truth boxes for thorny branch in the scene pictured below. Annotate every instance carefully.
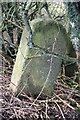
[22,10,33,48]
[21,2,78,64]
[22,1,51,48]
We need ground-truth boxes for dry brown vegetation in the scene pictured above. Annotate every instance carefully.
[1,2,80,120]
[1,54,80,120]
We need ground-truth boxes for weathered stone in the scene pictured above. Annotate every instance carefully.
[10,19,71,96]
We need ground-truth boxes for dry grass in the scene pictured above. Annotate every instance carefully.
[0,55,80,120]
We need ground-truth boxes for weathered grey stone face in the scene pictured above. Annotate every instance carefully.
[10,19,69,97]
